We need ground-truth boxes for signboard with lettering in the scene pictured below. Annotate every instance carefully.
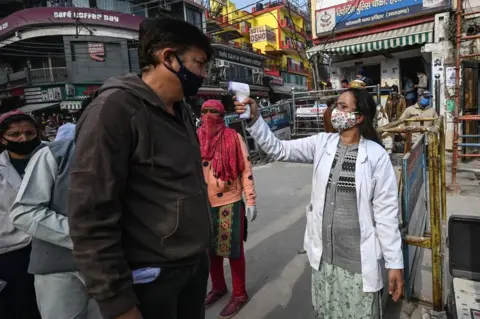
[0,7,144,37]
[250,26,276,44]
[88,43,105,62]
[315,0,451,36]
[24,86,63,104]
[64,84,100,100]
[213,45,264,68]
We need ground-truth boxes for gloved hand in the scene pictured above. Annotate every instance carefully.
[246,206,257,222]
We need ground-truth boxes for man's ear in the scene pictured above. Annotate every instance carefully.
[158,48,175,67]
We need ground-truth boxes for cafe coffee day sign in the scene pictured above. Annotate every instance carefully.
[315,0,451,35]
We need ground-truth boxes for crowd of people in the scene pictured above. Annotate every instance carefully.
[0,16,437,319]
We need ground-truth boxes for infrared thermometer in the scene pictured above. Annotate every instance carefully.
[228,81,251,119]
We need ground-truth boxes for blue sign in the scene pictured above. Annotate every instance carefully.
[316,0,451,35]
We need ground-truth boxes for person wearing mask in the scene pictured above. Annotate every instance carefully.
[235,88,404,319]
[340,79,349,89]
[415,71,428,97]
[322,98,337,133]
[385,85,406,122]
[68,18,213,319]
[0,110,41,319]
[9,124,102,319]
[198,100,257,318]
[399,90,438,143]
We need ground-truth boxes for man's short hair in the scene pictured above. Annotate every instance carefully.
[138,18,213,71]
[341,79,349,84]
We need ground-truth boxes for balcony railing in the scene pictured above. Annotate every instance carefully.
[0,67,68,86]
[286,64,308,74]
[30,67,68,84]
[280,40,305,50]
[0,69,28,86]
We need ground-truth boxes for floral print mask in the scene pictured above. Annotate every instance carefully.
[331,108,358,132]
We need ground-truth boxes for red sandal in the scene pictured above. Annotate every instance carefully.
[205,289,228,308]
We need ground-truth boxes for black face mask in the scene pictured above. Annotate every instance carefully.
[164,54,204,97]
[3,138,41,155]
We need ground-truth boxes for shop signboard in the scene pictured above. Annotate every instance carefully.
[260,103,291,133]
[269,76,284,86]
[250,26,276,44]
[214,45,264,68]
[65,84,100,100]
[88,43,105,62]
[24,86,63,104]
[0,7,144,37]
[315,0,451,36]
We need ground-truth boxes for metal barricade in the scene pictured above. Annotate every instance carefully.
[292,85,381,137]
[224,101,293,164]
[377,116,447,311]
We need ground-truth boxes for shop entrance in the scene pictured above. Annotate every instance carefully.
[361,64,381,86]
[399,56,427,91]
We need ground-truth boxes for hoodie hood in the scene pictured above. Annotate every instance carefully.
[96,73,167,110]
[55,123,76,141]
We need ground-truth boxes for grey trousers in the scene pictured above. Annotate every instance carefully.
[34,272,102,319]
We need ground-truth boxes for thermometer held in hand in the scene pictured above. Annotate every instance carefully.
[229,81,250,119]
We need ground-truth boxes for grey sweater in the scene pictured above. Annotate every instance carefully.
[322,142,362,274]
[10,137,76,275]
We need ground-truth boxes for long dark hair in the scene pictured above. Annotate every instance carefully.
[346,88,383,146]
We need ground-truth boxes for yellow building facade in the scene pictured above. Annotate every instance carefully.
[207,0,312,91]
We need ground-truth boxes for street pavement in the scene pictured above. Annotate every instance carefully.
[204,160,480,319]
[206,161,313,319]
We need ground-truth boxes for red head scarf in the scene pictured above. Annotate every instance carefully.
[197,100,245,182]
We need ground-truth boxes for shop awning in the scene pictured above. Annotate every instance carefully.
[18,102,59,113]
[307,22,434,57]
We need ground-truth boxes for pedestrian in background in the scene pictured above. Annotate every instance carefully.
[399,90,438,144]
[198,100,257,319]
[403,76,416,106]
[235,88,404,319]
[0,110,41,319]
[340,79,349,89]
[10,124,102,319]
[322,98,337,133]
[415,71,428,97]
[385,85,406,122]
[68,17,213,319]
[356,69,373,87]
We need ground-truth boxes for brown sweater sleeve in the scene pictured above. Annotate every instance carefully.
[323,107,337,133]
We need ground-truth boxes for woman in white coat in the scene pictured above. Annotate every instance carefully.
[234,88,404,319]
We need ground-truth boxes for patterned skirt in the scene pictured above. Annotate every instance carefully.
[210,200,246,259]
[312,262,382,319]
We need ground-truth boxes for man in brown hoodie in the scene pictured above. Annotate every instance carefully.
[68,18,213,319]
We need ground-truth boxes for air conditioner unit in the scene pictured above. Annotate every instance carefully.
[216,60,229,68]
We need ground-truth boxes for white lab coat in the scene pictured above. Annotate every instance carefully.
[247,116,403,292]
